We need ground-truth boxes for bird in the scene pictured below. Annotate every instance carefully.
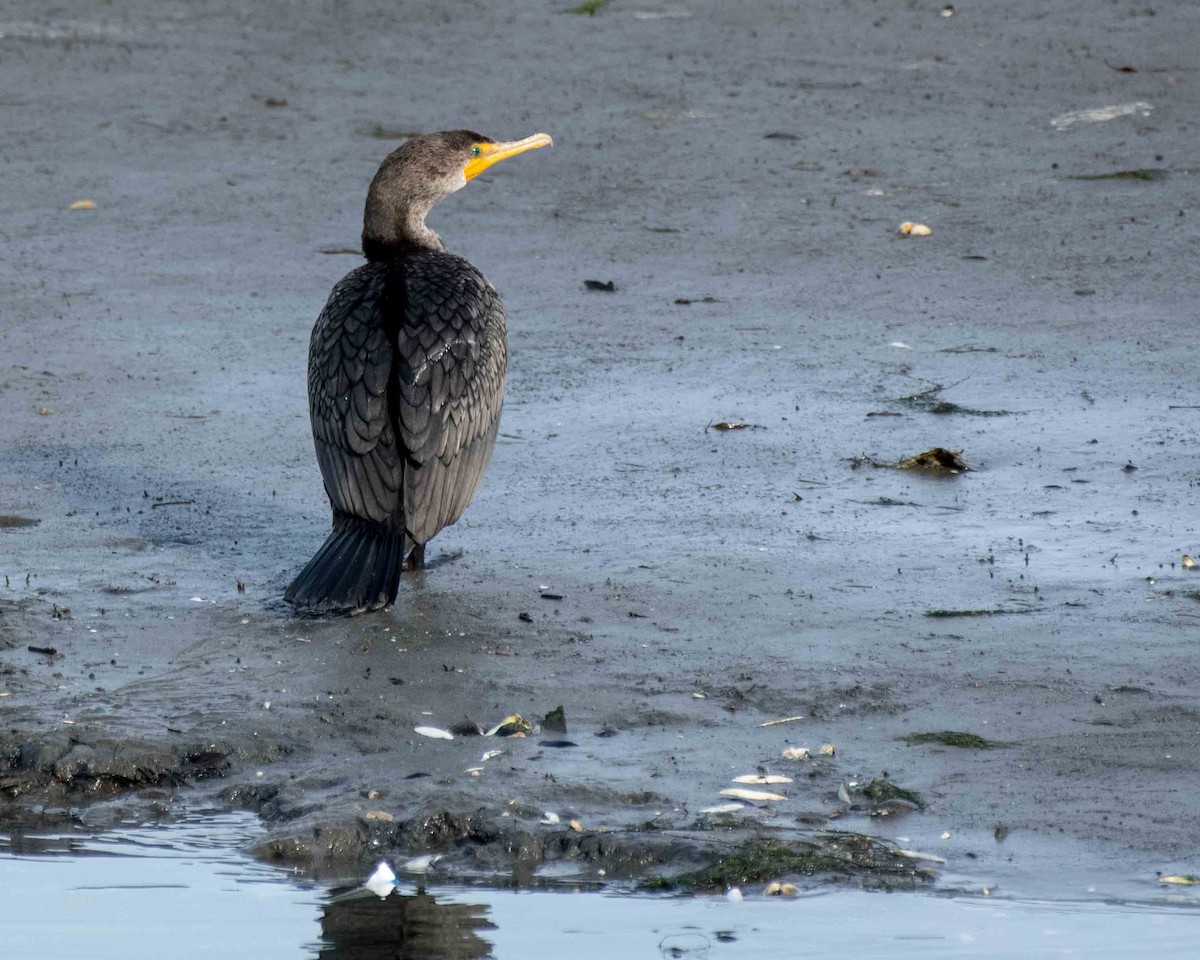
[285,129,552,614]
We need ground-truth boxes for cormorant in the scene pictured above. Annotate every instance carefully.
[285,129,552,614]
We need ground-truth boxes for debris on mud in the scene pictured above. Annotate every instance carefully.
[896,221,932,237]
[925,607,1030,618]
[486,714,531,737]
[851,448,969,474]
[0,516,39,528]
[860,779,925,812]
[761,715,806,727]
[900,731,1003,749]
[68,199,97,210]
[641,836,932,892]
[898,448,968,473]
[1049,101,1153,130]
[1067,168,1168,182]
[542,705,568,733]
[895,382,1009,417]
[582,279,616,291]
[567,0,609,15]
[413,726,454,740]
[1160,874,1200,885]
[707,420,760,432]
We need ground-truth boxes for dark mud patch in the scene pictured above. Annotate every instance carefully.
[0,516,39,529]
[641,836,931,892]
[250,806,690,880]
[0,734,279,810]
[900,731,1004,749]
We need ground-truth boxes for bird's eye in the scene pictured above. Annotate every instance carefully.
[471,146,481,157]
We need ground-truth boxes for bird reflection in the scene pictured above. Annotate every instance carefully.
[319,887,494,960]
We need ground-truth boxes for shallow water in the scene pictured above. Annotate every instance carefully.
[2,816,1197,959]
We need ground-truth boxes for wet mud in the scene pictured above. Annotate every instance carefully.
[3,0,1200,899]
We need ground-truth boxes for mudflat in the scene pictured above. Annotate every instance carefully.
[2,0,1199,897]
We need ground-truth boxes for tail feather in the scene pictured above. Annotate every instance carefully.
[285,515,405,615]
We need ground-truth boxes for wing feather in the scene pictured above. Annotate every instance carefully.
[307,265,402,526]
[394,252,507,545]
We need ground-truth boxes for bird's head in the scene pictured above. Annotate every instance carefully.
[362,129,552,258]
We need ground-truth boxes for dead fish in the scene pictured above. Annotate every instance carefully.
[414,726,454,740]
[701,802,746,814]
[720,787,787,803]
[896,848,947,864]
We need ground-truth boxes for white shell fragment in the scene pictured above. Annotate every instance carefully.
[365,862,397,898]
[481,749,506,762]
[701,802,746,814]
[414,726,454,740]
[817,743,836,756]
[401,854,442,873]
[760,715,806,727]
[896,849,947,864]
[720,788,787,803]
[782,747,810,760]
[733,774,793,785]
[540,811,561,825]
[69,199,97,210]
[726,887,744,902]
[765,881,798,896]
[1182,555,1196,569]
[1050,101,1152,131]
[897,221,932,237]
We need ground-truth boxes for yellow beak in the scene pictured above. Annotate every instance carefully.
[463,133,553,181]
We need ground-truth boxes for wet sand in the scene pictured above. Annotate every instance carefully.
[2,0,1200,898]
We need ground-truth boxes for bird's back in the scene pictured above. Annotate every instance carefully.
[306,251,507,546]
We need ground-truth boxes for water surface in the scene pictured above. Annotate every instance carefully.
[2,817,1196,958]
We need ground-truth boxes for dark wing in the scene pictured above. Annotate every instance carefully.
[308,265,403,525]
[395,251,507,544]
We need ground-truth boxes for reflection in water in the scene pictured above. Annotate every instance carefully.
[320,888,495,960]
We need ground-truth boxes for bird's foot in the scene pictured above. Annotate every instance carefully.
[402,543,426,572]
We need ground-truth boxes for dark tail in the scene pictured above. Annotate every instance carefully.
[285,514,405,615]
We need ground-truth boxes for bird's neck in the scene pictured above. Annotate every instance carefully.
[362,201,446,261]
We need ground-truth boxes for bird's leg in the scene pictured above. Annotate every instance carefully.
[402,543,426,572]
